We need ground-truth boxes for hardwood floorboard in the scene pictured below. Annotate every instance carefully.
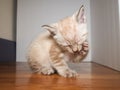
[0,62,120,90]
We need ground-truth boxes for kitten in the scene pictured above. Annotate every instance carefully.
[27,5,88,77]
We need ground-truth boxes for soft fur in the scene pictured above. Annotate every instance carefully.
[27,5,88,77]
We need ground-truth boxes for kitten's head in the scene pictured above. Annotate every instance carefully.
[42,5,88,54]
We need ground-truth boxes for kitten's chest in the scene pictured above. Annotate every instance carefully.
[63,52,85,62]
[64,52,77,62]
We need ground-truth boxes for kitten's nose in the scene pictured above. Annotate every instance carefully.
[72,45,78,52]
[73,51,80,54]
[73,45,82,54]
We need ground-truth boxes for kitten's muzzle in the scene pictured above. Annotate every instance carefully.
[72,45,82,54]
[73,51,80,55]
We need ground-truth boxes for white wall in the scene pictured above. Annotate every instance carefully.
[17,0,91,62]
[90,0,120,71]
[0,0,16,41]
[119,0,120,71]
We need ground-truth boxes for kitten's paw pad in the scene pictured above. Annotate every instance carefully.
[59,69,78,78]
[41,67,55,75]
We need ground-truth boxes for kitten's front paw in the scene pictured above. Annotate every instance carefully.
[41,67,55,75]
[58,69,78,78]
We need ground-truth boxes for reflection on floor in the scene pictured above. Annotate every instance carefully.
[0,62,120,90]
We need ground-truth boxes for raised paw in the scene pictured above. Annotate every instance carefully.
[58,69,78,78]
[41,67,55,75]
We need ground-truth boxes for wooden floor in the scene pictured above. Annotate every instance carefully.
[0,62,120,90]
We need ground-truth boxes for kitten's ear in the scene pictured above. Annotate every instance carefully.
[42,25,57,35]
[75,5,86,23]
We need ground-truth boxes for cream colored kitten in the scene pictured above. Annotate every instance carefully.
[27,5,88,77]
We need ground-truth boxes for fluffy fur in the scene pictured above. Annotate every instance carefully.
[27,5,88,77]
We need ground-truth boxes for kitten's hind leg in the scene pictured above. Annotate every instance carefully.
[28,58,55,75]
[29,63,55,75]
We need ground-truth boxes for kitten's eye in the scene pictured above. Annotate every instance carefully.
[68,45,72,47]
[65,45,73,53]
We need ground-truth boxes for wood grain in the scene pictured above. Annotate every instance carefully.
[0,62,120,90]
